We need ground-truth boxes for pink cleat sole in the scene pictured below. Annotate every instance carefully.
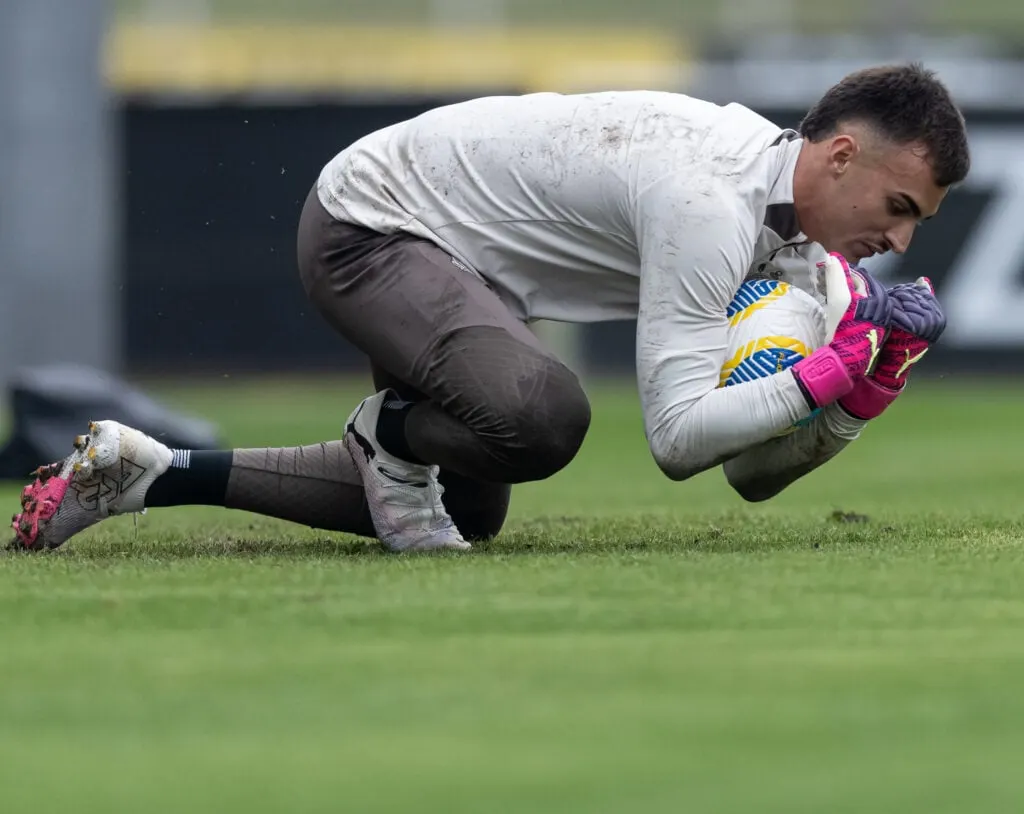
[9,424,102,551]
[10,465,71,550]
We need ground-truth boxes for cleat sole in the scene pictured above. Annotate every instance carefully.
[10,419,133,551]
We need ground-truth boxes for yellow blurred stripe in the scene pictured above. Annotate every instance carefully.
[106,23,689,93]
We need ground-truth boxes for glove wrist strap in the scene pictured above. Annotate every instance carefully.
[838,376,902,420]
[792,347,856,409]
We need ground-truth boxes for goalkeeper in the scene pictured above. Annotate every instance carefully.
[11,64,966,552]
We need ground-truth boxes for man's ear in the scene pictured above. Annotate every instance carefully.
[826,134,859,176]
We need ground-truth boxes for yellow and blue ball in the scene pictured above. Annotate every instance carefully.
[720,279,827,432]
[720,279,826,388]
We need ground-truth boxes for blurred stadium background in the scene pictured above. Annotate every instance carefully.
[3,0,1024,417]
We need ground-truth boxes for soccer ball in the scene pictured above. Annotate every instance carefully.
[720,279,827,431]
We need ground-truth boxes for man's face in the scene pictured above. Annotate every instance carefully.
[807,133,948,263]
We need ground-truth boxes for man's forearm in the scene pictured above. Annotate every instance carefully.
[721,402,867,501]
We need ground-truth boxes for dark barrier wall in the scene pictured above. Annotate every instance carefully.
[122,99,1024,375]
[123,98,462,374]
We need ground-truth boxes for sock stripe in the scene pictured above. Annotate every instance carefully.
[170,449,192,469]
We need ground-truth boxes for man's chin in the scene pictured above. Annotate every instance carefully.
[840,243,867,264]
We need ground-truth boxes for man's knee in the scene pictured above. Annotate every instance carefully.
[431,326,591,483]
[485,356,591,483]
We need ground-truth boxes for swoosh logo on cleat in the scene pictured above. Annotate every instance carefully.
[377,466,427,488]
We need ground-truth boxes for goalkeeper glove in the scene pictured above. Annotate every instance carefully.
[837,277,945,419]
[873,277,945,388]
[791,252,892,409]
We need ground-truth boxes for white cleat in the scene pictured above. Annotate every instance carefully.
[344,390,470,553]
[10,420,172,550]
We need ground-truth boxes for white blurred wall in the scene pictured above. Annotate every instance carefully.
[0,0,117,389]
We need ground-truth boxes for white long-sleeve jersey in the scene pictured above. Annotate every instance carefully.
[318,91,842,480]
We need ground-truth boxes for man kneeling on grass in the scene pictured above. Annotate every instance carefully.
[11,63,961,553]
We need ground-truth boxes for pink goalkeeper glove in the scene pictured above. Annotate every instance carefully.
[792,253,892,409]
[838,276,945,419]
[873,277,945,388]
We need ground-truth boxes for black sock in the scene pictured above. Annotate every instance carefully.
[374,397,425,464]
[145,450,234,508]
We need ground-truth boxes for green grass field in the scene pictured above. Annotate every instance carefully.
[2,375,1024,813]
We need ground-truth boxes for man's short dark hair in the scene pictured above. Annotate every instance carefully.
[799,63,970,188]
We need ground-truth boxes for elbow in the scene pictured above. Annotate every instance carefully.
[724,470,783,503]
[656,457,698,483]
[730,481,779,503]
[649,436,702,483]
